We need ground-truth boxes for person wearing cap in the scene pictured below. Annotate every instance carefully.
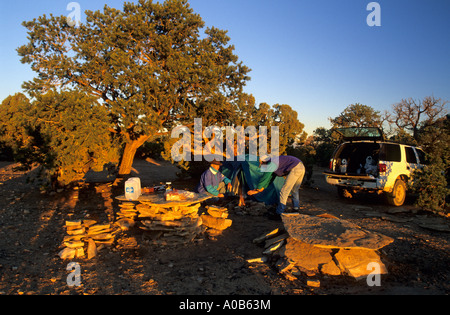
[196,159,232,197]
[248,155,305,217]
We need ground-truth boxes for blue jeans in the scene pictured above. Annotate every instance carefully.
[276,162,305,214]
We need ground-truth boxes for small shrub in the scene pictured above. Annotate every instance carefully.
[410,156,449,213]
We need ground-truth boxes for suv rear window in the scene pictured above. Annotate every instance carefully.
[380,143,401,162]
[335,127,384,141]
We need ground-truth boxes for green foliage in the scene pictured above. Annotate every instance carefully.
[409,114,450,212]
[0,93,34,162]
[310,127,341,167]
[0,91,120,186]
[272,104,306,151]
[329,103,382,128]
[388,129,418,146]
[410,156,449,213]
[137,138,165,160]
[417,115,450,179]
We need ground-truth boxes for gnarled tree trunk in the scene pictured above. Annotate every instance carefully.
[117,134,151,178]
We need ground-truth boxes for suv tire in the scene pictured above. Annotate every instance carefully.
[386,179,406,206]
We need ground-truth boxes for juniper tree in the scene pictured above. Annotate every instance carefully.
[0,91,120,186]
[329,103,383,129]
[17,0,250,177]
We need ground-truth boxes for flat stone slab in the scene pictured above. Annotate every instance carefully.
[281,213,394,250]
[334,248,388,280]
[284,238,335,274]
[116,192,213,208]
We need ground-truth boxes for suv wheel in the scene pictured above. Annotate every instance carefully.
[386,179,406,206]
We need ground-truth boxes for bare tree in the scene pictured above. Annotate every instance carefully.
[390,96,448,141]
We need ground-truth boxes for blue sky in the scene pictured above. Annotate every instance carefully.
[1,0,449,135]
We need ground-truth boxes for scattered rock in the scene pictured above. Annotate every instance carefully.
[200,215,231,230]
[381,215,412,223]
[253,228,284,244]
[200,206,233,240]
[413,215,450,232]
[263,239,285,255]
[307,279,321,288]
[264,233,289,249]
[58,247,76,260]
[284,238,333,274]
[254,213,394,280]
[386,207,410,214]
[418,223,450,232]
[115,218,135,231]
[353,205,373,211]
[282,213,394,250]
[247,257,268,264]
[59,220,119,260]
[86,238,97,259]
[334,248,388,280]
[363,211,383,218]
[206,206,229,219]
[321,260,342,276]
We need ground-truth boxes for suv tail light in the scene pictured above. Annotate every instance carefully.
[379,163,386,173]
[329,160,333,170]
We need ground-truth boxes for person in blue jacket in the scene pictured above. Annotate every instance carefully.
[196,159,232,197]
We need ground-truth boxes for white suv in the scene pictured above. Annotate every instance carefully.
[323,127,427,206]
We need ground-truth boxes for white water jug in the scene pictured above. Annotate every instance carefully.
[125,177,141,201]
[129,177,141,196]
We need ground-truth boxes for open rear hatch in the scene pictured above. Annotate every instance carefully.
[324,127,384,178]
[334,127,385,142]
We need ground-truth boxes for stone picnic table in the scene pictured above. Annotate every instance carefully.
[115,192,214,208]
[114,192,215,246]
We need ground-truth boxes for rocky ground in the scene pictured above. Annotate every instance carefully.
[0,159,449,295]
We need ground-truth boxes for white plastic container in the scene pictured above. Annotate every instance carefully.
[125,177,141,201]
[130,177,141,196]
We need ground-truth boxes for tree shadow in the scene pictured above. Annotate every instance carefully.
[0,160,123,293]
